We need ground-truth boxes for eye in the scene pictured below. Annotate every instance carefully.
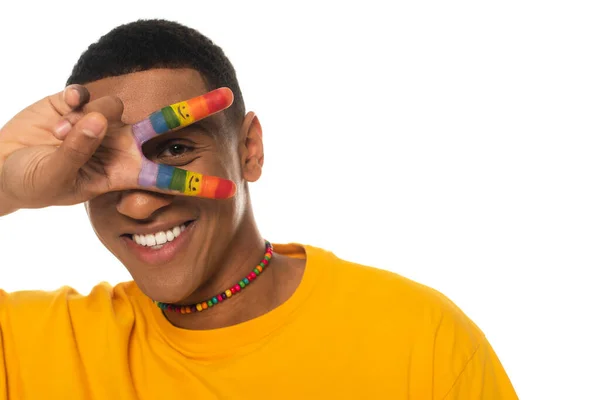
[157,143,194,159]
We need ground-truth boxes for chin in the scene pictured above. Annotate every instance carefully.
[132,269,201,305]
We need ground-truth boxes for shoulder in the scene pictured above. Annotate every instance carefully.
[315,246,481,333]
[311,247,501,394]
[0,281,138,331]
[1,281,137,307]
[0,282,141,376]
[310,245,485,353]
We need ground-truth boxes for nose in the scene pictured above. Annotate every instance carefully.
[116,190,174,220]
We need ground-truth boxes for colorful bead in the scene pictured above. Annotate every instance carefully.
[154,240,273,314]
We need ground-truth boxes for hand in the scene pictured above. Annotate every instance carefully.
[0,85,236,216]
[0,85,124,214]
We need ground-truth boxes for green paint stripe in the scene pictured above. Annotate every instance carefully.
[161,106,181,130]
[169,168,187,191]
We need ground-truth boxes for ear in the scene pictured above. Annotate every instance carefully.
[239,112,264,183]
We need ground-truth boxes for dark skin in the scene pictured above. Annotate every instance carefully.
[84,68,305,330]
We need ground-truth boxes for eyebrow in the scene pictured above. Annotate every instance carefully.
[193,114,222,133]
[182,114,223,137]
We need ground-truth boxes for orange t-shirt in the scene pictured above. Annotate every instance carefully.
[0,244,518,399]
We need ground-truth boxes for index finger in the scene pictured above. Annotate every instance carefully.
[48,84,91,116]
[132,87,234,145]
[52,95,125,140]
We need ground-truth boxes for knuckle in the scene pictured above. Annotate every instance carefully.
[108,95,124,111]
[63,143,91,162]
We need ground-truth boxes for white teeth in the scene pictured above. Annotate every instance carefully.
[146,235,157,246]
[155,232,167,245]
[132,224,187,248]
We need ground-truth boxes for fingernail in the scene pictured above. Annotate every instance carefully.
[64,85,89,107]
[62,86,79,107]
[81,116,105,138]
[54,119,72,139]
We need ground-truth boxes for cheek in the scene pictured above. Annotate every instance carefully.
[189,148,242,182]
[86,193,119,230]
[218,145,244,181]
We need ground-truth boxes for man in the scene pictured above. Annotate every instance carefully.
[0,19,518,398]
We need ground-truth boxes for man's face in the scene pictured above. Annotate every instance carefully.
[85,68,248,303]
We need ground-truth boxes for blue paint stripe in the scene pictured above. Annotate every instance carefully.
[156,165,175,189]
[149,111,169,134]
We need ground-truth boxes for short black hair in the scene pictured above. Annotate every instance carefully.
[66,19,245,125]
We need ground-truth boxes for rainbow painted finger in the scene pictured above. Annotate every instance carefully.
[139,160,236,199]
[132,87,236,199]
[132,87,234,144]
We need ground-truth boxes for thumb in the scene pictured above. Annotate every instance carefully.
[48,112,107,181]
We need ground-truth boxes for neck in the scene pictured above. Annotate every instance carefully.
[162,213,284,330]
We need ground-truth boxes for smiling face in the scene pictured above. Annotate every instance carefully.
[171,100,194,125]
[83,68,261,304]
[185,173,202,195]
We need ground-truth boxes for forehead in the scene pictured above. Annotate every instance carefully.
[84,68,210,125]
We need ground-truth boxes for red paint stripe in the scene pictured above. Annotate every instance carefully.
[205,87,234,114]
[213,179,236,199]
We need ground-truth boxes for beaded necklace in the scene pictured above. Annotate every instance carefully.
[154,240,273,314]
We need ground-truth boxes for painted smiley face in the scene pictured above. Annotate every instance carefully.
[184,173,202,195]
[170,101,195,126]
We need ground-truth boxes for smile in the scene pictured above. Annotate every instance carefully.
[132,223,187,249]
[177,105,186,119]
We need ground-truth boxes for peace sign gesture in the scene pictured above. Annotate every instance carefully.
[0,85,236,216]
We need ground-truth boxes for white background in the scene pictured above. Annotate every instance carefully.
[1,1,599,398]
